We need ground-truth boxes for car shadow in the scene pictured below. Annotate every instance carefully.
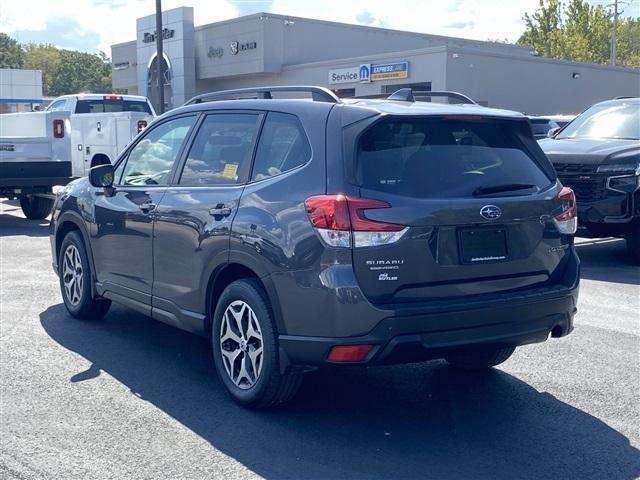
[0,200,50,237]
[576,238,639,285]
[40,303,640,480]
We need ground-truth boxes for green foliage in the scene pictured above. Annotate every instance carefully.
[0,33,26,69]
[52,50,112,96]
[517,0,640,68]
[2,35,112,96]
[23,44,61,96]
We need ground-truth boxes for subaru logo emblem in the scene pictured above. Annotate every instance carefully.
[480,205,502,220]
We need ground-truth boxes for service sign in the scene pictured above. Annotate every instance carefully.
[328,67,360,85]
[370,62,409,80]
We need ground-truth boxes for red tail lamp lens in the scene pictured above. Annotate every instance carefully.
[328,345,374,362]
[53,119,64,138]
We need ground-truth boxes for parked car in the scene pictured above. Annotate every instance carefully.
[0,94,155,219]
[528,116,561,140]
[50,86,580,408]
[540,97,640,263]
[546,115,576,129]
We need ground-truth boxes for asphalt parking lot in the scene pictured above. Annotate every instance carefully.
[1,197,639,480]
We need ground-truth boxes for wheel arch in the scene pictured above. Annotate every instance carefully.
[205,262,284,338]
[55,211,98,297]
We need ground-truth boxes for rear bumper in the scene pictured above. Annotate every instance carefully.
[280,289,576,366]
[0,161,72,193]
[279,252,579,367]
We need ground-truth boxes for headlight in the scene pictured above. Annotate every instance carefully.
[597,162,640,175]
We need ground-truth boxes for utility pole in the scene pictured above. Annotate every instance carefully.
[611,0,618,66]
[155,0,165,114]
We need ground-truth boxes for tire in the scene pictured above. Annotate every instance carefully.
[625,225,640,265]
[59,231,111,320]
[211,279,302,409]
[446,346,516,370]
[19,195,54,220]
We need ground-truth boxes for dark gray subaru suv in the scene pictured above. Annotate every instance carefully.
[50,86,580,408]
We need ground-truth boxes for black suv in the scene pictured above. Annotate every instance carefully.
[539,97,640,263]
[50,86,580,408]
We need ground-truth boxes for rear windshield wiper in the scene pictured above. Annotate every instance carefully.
[472,183,537,196]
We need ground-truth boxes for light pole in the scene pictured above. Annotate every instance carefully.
[155,0,165,114]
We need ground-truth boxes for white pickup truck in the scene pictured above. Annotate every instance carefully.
[0,94,155,219]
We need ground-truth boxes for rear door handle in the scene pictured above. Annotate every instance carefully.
[209,204,233,217]
[139,202,156,214]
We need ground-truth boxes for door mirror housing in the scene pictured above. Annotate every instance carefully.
[89,163,115,188]
[547,127,561,138]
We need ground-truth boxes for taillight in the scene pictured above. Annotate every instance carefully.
[137,120,147,133]
[553,186,577,234]
[304,195,407,248]
[103,95,123,101]
[53,119,64,138]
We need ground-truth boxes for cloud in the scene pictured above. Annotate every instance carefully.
[445,21,476,29]
[234,0,275,16]
[1,0,545,54]
[12,18,101,52]
[355,11,376,26]
[1,0,240,53]
[267,0,540,42]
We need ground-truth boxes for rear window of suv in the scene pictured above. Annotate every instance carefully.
[356,117,552,198]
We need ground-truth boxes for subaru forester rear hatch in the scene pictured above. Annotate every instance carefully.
[331,115,575,304]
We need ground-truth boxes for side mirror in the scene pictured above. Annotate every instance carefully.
[89,163,114,188]
[547,127,561,138]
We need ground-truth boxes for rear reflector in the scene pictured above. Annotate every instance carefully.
[137,120,147,133]
[103,95,123,101]
[553,186,577,234]
[53,119,64,138]
[304,195,407,248]
[328,345,373,362]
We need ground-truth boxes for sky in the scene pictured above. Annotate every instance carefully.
[1,0,636,55]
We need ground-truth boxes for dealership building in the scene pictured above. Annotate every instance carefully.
[111,6,640,114]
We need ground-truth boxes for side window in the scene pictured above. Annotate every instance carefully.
[251,112,311,181]
[118,116,196,186]
[48,100,67,112]
[179,113,260,186]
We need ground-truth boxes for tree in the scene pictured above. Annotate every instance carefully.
[519,0,564,58]
[52,50,111,96]
[22,43,112,96]
[617,18,640,68]
[23,44,61,96]
[517,0,640,68]
[0,33,25,69]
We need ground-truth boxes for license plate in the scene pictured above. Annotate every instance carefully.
[459,227,508,264]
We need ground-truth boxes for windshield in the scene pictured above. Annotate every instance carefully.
[557,103,639,140]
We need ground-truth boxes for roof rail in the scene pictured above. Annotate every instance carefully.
[356,89,477,105]
[613,96,637,100]
[185,86,341,105]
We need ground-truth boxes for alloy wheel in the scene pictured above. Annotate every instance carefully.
[62,244,83,306]
[219,300,264,389]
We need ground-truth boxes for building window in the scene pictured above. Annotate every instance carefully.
[332,88,356,98]
[382,82,431,94]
